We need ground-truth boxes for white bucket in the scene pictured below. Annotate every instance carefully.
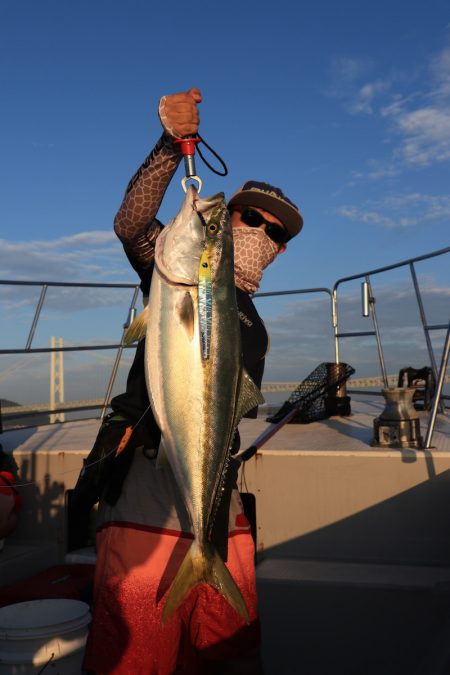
[0,599,91,674]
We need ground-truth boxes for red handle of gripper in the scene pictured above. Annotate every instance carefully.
[174,136,201,156]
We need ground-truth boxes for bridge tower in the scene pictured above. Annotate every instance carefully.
[50,336,65,423]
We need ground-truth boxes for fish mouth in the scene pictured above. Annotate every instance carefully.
[193,191,226,214]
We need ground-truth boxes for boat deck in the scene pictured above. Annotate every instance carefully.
[3,395,449,457]
[1,398,450,674]
[240,396,450,455]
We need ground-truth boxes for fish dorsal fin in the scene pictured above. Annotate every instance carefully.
[233,369,265,429]
[123,306,149,345]
[177,291,195,340]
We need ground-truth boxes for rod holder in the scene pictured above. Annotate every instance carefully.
[362,281,370,317]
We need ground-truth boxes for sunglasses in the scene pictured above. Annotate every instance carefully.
[238,207,289,245]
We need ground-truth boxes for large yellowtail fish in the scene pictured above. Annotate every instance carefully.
[125,186,263,623]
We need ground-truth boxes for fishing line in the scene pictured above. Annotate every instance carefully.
[10,403,154,489]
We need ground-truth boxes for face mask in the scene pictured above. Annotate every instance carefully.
[233,227,279,294]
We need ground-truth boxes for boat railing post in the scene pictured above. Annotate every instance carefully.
[25,284,48,350]
[332,289,340,364]
[366,276,389,388]
[424,320,450,449]
[100,285,140,422]
[410,262,445,414]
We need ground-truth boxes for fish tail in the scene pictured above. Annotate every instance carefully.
[162,540,250,624]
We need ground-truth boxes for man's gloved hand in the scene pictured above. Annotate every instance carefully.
[158,87,202,139]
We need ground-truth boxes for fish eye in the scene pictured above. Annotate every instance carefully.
[208,223,219,234]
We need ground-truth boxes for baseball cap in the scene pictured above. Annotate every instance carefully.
[228,180,303,239]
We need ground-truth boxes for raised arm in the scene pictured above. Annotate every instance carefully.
[114,88,202,276]
[114,134,181,274]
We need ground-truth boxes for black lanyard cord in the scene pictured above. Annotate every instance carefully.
[197,135,228,176]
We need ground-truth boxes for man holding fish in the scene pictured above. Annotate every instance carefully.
[78,87,303,674]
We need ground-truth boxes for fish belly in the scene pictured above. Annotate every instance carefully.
[145,272,239,543]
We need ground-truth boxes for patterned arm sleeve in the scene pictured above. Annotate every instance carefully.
[114,133,181,273]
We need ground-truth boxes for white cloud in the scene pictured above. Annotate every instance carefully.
[337,192,450,229]
[328,56,391,116]
[331,41,450,174]
[330,56,371,84]
[393,106,450,166]
[30,231,117,250]
[350,80,391,115]
[351,162,400,181]
[380,93,418,118]
[430,45,450,98]
[0,230,134,282]
[337,207,395,228]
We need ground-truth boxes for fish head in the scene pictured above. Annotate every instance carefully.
[155,187,232,286]
[155,186,204,286]
[198,193,234,285]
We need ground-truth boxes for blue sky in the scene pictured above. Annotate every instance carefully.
[0,0,449,403]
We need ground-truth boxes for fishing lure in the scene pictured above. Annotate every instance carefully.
[198,246,212,360]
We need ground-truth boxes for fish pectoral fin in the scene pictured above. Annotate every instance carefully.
[176,291,195,340]
[233,369,265,427]
[123,306,149,345]
[162,541,250,625]
[155,438,170,469]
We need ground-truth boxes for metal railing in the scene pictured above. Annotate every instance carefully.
[0,282,334,427]
[331,246,450,447]
[0,279,140,355]
[0,279,140,427]
[1,246,448,446]
[332,246,449,391]
[424,320,450,448]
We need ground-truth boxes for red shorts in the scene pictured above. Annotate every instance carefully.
[83,523,260,675]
